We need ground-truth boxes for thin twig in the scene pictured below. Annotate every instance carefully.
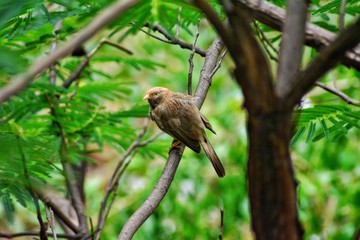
[63,39,132,89]
[339,0,347,32]
[95,120,162,240]
[219,209,224,240]
[100,40,133,55]
[37,191,80,234]
[253,20,278,62]
[46,207,58,240]
[143,23,207,57]
[49,8,64,85]
[314,81,359,106]
[188,21,200,95]
[209,49,228,79]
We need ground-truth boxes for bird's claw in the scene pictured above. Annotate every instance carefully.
[169,139,183,153]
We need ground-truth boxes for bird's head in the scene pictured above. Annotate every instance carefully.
[143,87,170,109]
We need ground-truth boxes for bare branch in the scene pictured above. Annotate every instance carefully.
[0,231,82,239]
[118,36,224,240]
[62,39,132,89]
[46,207,58,240]
[0,0,139,104]
[339,0,347,32]
[195,0,274,112]
[233,0,360,72]
[284,17,360,107]
[188,21,200,95]
[144,23,207,57]
[37,191,80,234]
[314,82,359,106]
[49,7,65,85]
[276,0,308,96]
[253,21,278,62]
[209,49,227,79]
[219,209,224,240]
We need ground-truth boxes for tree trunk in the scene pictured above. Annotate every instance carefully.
[247,108,303,239]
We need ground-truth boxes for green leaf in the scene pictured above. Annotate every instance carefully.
[291,126,306,145]
[320,119,329,140]
[306,121,316,143]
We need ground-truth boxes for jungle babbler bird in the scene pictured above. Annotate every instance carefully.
[143,87,225,177]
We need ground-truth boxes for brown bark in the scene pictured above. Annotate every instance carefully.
[192,0,359,238]
[245,102,302,239]
[193,0,302,237]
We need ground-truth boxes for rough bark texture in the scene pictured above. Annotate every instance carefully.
[194,0,360,239]
[245,105,302,239]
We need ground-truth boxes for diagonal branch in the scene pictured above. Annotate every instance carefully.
[276,0,308,95]
[144,24,207,57]
[314,82,359,106]
[283,17,360,107]
[118,36,224,240]
[193,0,274,112]
[62,39,132,89]
[234,0,360,72]
[0,0,139,104]
[0,231,82,239]
[37,192,80,234]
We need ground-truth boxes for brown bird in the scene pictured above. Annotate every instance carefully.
[143,87,225,177]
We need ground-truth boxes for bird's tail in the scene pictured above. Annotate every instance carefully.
[200,139,225,178]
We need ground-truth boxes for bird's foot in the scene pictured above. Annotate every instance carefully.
[169,139,183,153]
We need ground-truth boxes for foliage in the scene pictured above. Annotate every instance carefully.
[0,0,359,239]
[292,104,360,144]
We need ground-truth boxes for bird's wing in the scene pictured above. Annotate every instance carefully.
[156,98,201,153]
[200,112,216,134]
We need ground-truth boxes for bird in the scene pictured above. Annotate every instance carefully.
[143,87,225,177]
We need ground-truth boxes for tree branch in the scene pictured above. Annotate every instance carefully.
[0,231,82,239]
[188,21,200,95]
[276,0,308,95]
[284,17,360,107]
[194,0,274,112]
[118,36,224,240]
[234,0,360,72]
[314,82,359,106]
[144,24,207,57]
[37,192,80,234]
[62,39,132,89]
[0,0,139,104]
[339,0,347,32]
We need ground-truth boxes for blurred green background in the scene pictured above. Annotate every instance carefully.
[0,0,359,239]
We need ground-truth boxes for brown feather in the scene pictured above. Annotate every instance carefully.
[144,87,225,177]
[200,138,225,177]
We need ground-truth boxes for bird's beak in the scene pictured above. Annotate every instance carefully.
[143,94,149,100]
